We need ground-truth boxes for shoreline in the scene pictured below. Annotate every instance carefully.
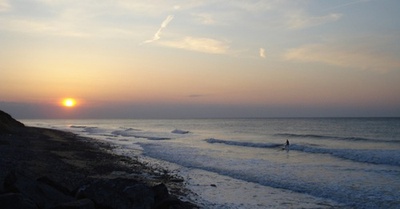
[0,110,197,209]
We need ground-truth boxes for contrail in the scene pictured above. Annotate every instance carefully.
[142,15,174,44]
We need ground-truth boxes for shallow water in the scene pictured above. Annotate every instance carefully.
[23,118,400,208]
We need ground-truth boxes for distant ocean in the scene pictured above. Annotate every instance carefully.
[22,118,400,209]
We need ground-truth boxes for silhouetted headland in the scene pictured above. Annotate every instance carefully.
[0,110,197,209]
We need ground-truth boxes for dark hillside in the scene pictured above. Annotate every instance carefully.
[0,110,25,134]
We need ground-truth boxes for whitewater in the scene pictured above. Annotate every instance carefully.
[22,118,400,208]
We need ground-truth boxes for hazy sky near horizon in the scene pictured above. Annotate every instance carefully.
[1,0,400,118]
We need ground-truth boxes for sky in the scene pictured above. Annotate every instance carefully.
[1,0,400,119]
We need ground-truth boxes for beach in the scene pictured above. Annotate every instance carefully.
[21,117,400,209]
[0,110,197,209]
[2,110,400,208]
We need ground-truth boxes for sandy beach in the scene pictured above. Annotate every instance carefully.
[0,110,197,209]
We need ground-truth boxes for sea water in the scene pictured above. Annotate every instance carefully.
[22,118,400,208]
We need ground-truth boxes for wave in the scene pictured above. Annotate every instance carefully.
[290,144,400,166]
[205,138,400,166]
[171,129,190,134]
[139,142,400,209]
[110,129,171,140]
[70,125,87,128]
[205,138,282,149]
[146,137,171,140]
[275,133,399,143]
[111,130,135,137]
[121,127,141,131]
[81,127,108,134]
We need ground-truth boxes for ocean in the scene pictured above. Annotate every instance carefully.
[22,118,400,209]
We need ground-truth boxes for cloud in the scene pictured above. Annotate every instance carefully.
[284,43,400,72]
[0,0,10,12]
[160,36,230,54]
[327,0,370,11]
[230,1,275,12]
[193,13,217,25]
[286,11,342,29]
[259,48,266,58]
[142,15,174,44]
[0,17,91,37]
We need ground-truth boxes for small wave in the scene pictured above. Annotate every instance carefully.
[120,127,141,131]
[111,130,171,140]
[172,129,190,134]
[70,125,87,128]
[205,138,282,149]
[205,138,400,166]
[111,130,135,137]
[146,137,171,140]
[82,127,107,134]
[291,144,400,166]
[275,133,399,143]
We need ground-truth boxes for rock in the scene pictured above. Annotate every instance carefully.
[50,198,95,209]
[123,183,155,208]
[37,176,72,196]
[76,178,155,209]
[154,197,182,209]
[0,110,25,134]
[3,170,75,209]
[3,169,18,192]
[0,193,38,209]
[152,183,170,204]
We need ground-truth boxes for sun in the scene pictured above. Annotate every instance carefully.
[62,98,77,108]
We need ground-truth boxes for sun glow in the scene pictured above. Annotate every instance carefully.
[62,98,77,107]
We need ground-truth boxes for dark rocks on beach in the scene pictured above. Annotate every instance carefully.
[3,170,75,208]
[0,110,197,209]
[51,198,95,209]
[0,193,38,209]
[0,110,25,134]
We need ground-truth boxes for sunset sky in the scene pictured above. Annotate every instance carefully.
[1,0,400,118]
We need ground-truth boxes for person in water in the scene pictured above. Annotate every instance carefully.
[285,139,290,150]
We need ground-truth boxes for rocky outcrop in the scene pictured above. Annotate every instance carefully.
[0,110,25,134]
[0,110,197,209]
[3,170,75,209]
[1,170,193,209]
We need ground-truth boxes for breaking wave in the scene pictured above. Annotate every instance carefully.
[275,133,399,143]
[205,138,400,166]
[205,138,282,148]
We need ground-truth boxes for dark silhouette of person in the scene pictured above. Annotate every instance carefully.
[284,139,290,151]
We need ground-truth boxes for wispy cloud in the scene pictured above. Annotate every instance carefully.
[286,11,342,29]
[284,43,400,72]
[0,17,90,37]
[193,13,217,25]
[259,48,266,58]
[230,1,275,12]
[0,0,10,12]
[327,0,371,11]
[160,36,230,54]
[142,15,174,44]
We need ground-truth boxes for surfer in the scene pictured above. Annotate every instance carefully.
[284,139,290,151]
